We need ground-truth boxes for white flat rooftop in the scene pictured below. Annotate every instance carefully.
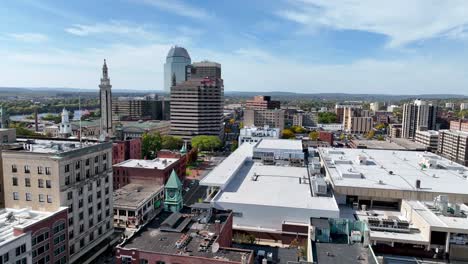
[14,139,99,154]
[213,162,339,211]
[0,208,66,247]
[405,200,468,232]
[200,143,254,188]
[255,139,303,151]
[114,183,163,209]
[319,148,468,195]
[114,158,178,170]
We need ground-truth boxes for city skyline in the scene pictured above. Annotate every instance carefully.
[1,1,468,94]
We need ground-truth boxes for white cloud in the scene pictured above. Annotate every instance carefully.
[277,0,468,47]
[7,33,48,43]
[1,42,467,95]
[65,21,157,39]
[137,0,211,20]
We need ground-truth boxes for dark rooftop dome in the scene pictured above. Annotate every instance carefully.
[166,46,191,60]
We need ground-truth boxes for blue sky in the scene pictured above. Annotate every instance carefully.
[1,0,468,94]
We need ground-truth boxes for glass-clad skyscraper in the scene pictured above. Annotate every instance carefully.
[164,46,191,93]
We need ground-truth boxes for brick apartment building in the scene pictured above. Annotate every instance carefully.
[113,138,142,164]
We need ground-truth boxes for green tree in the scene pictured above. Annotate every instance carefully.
[309,130,319,141]
[457,109,468,119]
[230,141,238,152]
[161,135,183,150]
[281,129,295,139]
[339,133,345,140]
[375,123,386,130]
[191,135,222,152]
[291,125,307,134]
[377,135,385,141]
[141,132,162,159]
[318,112,337,124]
[366,130,376,139]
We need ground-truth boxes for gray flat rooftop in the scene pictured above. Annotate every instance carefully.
[255,139,303,150]
[114,158,178,170]
[351,139,406,150]
[319,148,468,195]
[213,161,339,211]
[114,184,163,209]
[13,139,100,154]
[390,138,427,150]
[405,200,468,232]
[121,211,250,262]
[314,243,369,264]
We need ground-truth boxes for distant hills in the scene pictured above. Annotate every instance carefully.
[0,87,466,101]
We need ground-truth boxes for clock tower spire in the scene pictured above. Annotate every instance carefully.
[99,59,113,136]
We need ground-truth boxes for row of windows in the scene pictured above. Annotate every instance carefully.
[13,192,52,203]
[69,221,111,255]
[0,253,9,264]
[32,243,49,258]
[64,165,108,185]
[12,178,51,188]
[32,231,50,246]
[12,165,51,175]
[64,154,107,173]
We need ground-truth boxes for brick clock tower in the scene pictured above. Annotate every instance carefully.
[99,59,113,136]
[164,170,183,212]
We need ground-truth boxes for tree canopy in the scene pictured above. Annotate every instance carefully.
[162,135,184,150]
[309,131,319,141]
[191,135,222,151]
[281,128,295,139]
[318,112,337,124]
[291,125,307,134]
[141,132,162,159]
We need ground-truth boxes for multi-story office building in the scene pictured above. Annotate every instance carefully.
[415,130,439,152]
[370,102,380,112]
[244,108,285,131]
[170,77,224,140]
[346,117,373,134]
[292,111,318,127]
[245,95,280,110]
[243,96,284,130]
[341,105,364,128]
[2,139,114,263]
[450,119,468,132]
[335,104,361,123]
[112,96,170,121]
[164,46,191,93]
[401,99,437,139]
[186,60,221,79]
[460,102,468,111]
[445,102,455,109]
[438,130,468,166]
[112,138,141,165]
[388,124,402,138]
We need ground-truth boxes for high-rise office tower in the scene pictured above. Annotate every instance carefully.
[170,76,224,140]
[99,60,113,136]
[164,46,191,93]
[186,61,221,79]
[402,99,437,138]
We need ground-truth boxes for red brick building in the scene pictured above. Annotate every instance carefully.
[318,131,334,145]
[115,207,254,264]
[112,138,142,165]
[113,157,186,190]
[7,207,69,264]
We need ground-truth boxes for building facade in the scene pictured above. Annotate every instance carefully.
[112,96,170,121]
[99,60,113,136]
[402,100,437,139]
[170,77,224,140]
[415,130,439,152]
[450,120,468,132]
[2,139,114,263]
[245,96,280,110]
[164,46,191,93]
[186,61,221,79]
[438,130,468,166]
[243,109,285,131]
[112,138,142,165]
